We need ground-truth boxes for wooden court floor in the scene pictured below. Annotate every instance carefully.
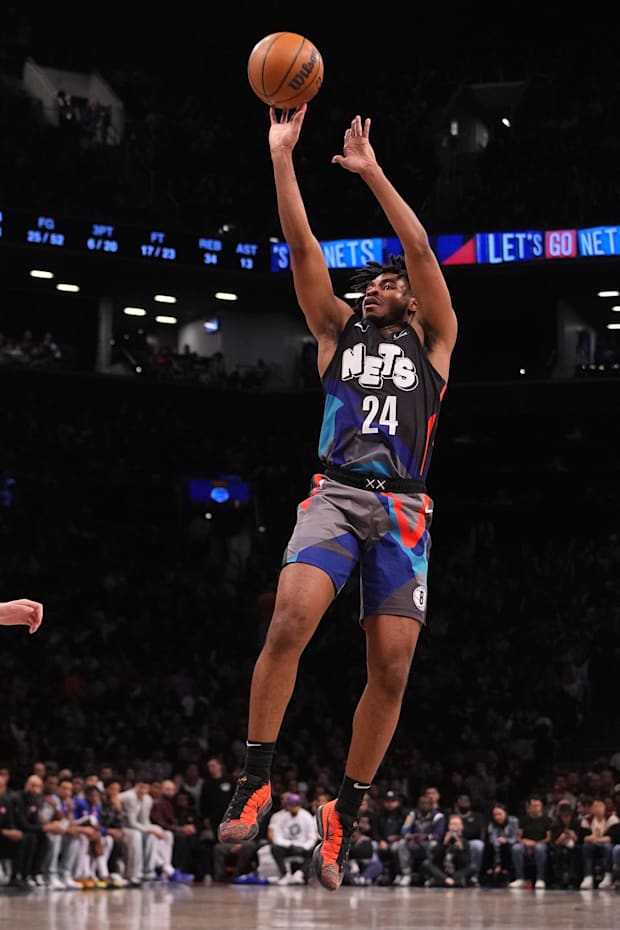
[2,883,620,930]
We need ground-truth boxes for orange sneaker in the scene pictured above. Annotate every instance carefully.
[217,773,272,843]
[75,876,95,889]
[312,800,357,891]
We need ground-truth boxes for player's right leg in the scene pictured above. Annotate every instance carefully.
[218,561,336,844]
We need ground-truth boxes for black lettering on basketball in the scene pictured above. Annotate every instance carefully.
[288,48,318,91]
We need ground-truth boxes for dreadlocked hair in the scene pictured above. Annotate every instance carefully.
[349,254,409,310]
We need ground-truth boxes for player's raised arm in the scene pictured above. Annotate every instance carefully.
[333,115,457,381]
[268,105,352,370]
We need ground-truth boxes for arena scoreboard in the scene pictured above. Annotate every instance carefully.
[2,207,619,276]
[0,208,267,273]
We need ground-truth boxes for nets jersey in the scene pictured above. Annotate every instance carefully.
[318,314,447,482]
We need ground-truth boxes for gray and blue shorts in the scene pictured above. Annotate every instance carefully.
[282,469,434,625]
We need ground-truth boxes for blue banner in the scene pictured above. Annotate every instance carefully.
[270,237,383,272]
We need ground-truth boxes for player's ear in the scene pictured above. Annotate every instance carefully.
[408,295,418,314]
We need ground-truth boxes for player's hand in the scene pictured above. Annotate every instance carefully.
[332,115,377,175]
[0,599,43,634]
[269,103,307,154]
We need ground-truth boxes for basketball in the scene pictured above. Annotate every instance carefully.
[247,32,324,109]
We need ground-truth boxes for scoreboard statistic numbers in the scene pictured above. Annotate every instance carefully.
[140,230,177,261]
[0,206,268,274]
[235,241,259,270]
[198,237,260,271]
[87,224,119,254]
[26,215,65,248]
[199,236,223,267]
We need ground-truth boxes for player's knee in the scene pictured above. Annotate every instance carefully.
[369,659,411,699]
[263,610,314,657]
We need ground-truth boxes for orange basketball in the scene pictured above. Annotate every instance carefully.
[247,32,324,109]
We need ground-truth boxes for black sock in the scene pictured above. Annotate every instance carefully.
[335,775,371,822]
[243,740,276,783]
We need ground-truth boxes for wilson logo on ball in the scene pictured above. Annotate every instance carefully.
[248,32,324,109]
[288,47,320,91]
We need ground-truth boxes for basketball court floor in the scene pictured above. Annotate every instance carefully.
[1,883,619,930]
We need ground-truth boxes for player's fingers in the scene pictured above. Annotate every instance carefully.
[27,603,43,633]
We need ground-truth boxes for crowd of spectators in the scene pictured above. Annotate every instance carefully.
[3,758,620,892]
[56,90,112,147]
[0,329,63,370]
[110,339,283,391]
[0,322,292,391]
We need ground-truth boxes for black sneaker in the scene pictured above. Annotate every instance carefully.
[218,773,272,843]
[312,800,357,891]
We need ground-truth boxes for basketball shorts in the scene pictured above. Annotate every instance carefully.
[281,472,434,625]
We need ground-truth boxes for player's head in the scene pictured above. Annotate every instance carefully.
[350,254,416,326]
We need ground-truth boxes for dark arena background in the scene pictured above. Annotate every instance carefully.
[1,7,619,929]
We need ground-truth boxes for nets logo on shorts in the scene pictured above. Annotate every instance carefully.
[412,585,426,612]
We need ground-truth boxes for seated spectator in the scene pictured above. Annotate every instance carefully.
[265,792,318,885]
[509,795,551,889]
[0,770,27,890]
[199,755,237,879]
[370,789,406,884]
[149,779,196,882]
[453,791,486,886]
[181,762,204,812]
[120,776,175,883]
[53,777,84,889]
[343,814,383,886]
[308,789,334,818]
[549,800,581,889]
[119,777,159,884]
[608,815,620,889]
[485,802,519,886]
[11,773,49,888]
[73,784,114,887]
[38,774,74,889]
[579,797,618,889]
[545,774,577,820]
[424,786,448,817]
[211,834,259,884]
[392,793,446,886]
[421,813,477,887]
[99,777,132,887]
[172,787,211,882]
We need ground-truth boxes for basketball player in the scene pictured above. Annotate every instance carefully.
[0,598,43,633]
[218,105,457,891]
